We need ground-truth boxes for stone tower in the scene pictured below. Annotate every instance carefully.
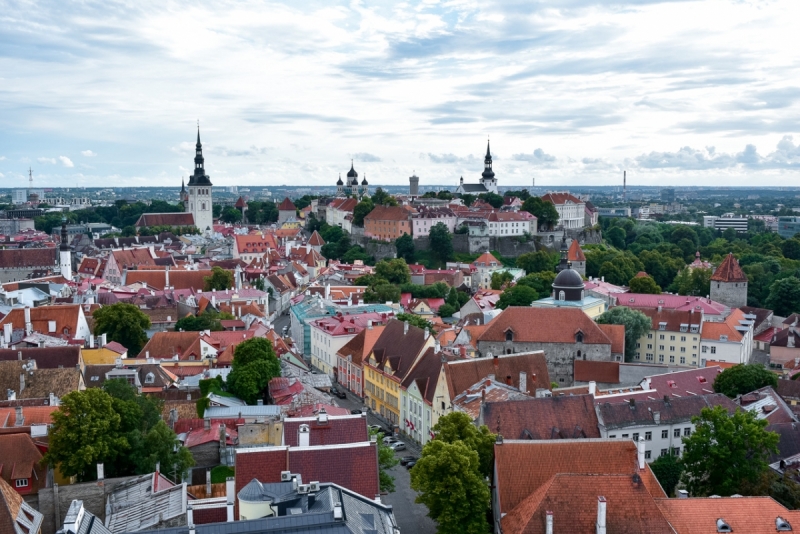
[59,217,72,281]
[186,126,213,232]
[710,253,748,309]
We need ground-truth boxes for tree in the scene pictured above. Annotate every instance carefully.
[606,227,626,249]
[521,197,559,230]
[438,303,456,318]
[44,389,126,481]
[595,306,651,361]
[496,285,539,309]
[681,405,779,496]
[490,271,514,290]
[782,239,800,261]
[395,233,415,263]
[429,223,453,266]
[713,364,778,398]
[352,198,374,227]
[375,258,412,285]
[396,313,433,332]
[478,192,504,208]
[628,275,662,294]
[175,310,231,332]
[459,194,476,207]
[226,338,281,404]
[370,427,399,492]
[371,188,398,206]
[669,267,712,297]
[650,453,684,497]
[516,271,557,300]
[431,412,496,478]
[516,250,556,274]
[765,277,800,317]
[363,280,401,304]
[204,266,234,291]
[93,303,151,356]
[410,440,491,534]
[220,206,242,223]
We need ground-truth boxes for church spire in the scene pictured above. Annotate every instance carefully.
[482,137,495,180]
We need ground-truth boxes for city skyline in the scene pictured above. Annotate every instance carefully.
[1,0,799,188]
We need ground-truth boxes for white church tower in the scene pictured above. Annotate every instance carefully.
[185,126,214,232]
[59,218,72,281]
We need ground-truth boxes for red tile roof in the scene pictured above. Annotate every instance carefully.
[278,197,296,211]
[308,230,325,246]
[479,307,612,345]
[364,205,410,221]
[616,294,728,316]
[110,248,157,269]
[0,304,83,339]
[282,414,369,447]
[126,269,215,291]
[445,352,550,399]
[0,347,81,369]
[473,251,500,266]
[656,496,800,534]
[598,323,625,354]
[567,239,586,262]
[541,192,582,205]
[482,395,600,440]
[135,213,195,227]
[0,434,46,493]
[0,248,56,269]
[711,253,747,282]
[574,360,620,384]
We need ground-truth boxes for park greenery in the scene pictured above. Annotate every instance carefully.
[370,427,400,493]
[93,303,151,355]
[44,381,194,482]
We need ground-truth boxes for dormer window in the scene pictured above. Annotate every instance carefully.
[145,372,155,384]
[575,332,584,343]
[559,291,565,301]
[505,329,514,342]
[659,323,667,331]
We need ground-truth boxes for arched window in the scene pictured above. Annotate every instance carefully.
[559,291,565,301]
[506,348,512,354]
[577,350,582,359]
[505,330,513,342]
[576,332,584,343]
[145,372,155,384]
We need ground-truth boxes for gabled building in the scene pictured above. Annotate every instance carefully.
[336,325,386,398]
[102,248,157,284]
[486,211,536,237]
[309,312,390,379]
[399,345,451,446]
[480,394,600,440]
[0,476,43,534]
[567,239,586,276]
[0,434,47,495]
[700,308,754,366]
[472,252,502,290]
[0,360,84,401]
[710,252,748,309]
[325,197,358,234]
[633,308,704,367]
[541,192,586,230]
[363,206,411,242]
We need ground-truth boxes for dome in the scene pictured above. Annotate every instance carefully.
[347,162,358,178]
[553,267,583,289]
[361,177,368,185]
[336,174,343,185]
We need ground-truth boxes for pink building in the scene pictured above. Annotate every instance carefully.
[411,206,457,238]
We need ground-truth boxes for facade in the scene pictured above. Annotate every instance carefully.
[700,308,754,366]
[336,161,368,197]
[0,248,57,284]
[410,206,457,238]
[325,197,358,233]
[309,312,388,378]
[472,251,502,290]
[336,325,386,398]
[59,219,72,281]
[363,206,411,241]
[409,174,419,196]
[399,346,450,446]
[455,141,498,195]
[633,308,704,367]
[703,215,748,233]
[778,216,800,239]
[597,206,632,218]
[709,253,748,309]
[277,198,296,224]
[567,239,586,276]
[532,247,605,319]
[541,192,586,229]
[183,127,214,232]
[487,211,536,236]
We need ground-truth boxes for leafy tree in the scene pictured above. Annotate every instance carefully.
[341,246,372,264]
[782,239,800,261]
[371,188,398,206]
[395,233,415,263]
[370,428,399,492]
[503,189,531,201]
[204,266,234,291]
[713,364,778,398]
[352,197,374,227]
[681,405,779,496]
[521,197,559,230]
[628,275,661,294]
[669,267,712,297]
[670,225,699,249]
[44,389,126,481]
[175,310,232,332]
[516,250,556,274]
[596,306,651,361]
[226,338,281,404]
[138,420,195,478]
[93,303,151,356]
[375,258,412,285]
[396,313,433,332]
[432,412,497,478]
[477,192,504,209]
[410,440,491,534]
[598,254,643,286]
[438,303,456,318]
[496,285,539,309]
[639,249,684,289]
[606,227,626,249]
[490,271,514,290]
[220,206,242,224]
[363,280,401,304]
[516,271,557,300]
[429,223,454,266]
[765,277,800,317]
[650,453,684,497]
[459,194,476,207]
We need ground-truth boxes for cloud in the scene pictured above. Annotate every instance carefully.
[59,156,74,167]
[37,157,56,164]
[512,148,557,165]
[81,150,96,157]
[0,156,6,161]
[633,136,800,171]
[423,153,479,164]
[350,152,381,162]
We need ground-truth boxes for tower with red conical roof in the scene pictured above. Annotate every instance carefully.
[710,253,748,308]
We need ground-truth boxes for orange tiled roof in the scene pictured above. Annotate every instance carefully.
[597,323,625,354]
[0,305,82,339]
[711,253,747,282]
[479,307,612,345]
[656,496,800,534]
[567,239,586,262]
[125,269,214,291]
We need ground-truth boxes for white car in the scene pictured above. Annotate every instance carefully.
[389,442,406,451]
[383,436,399,445]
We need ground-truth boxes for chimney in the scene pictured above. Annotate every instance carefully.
[20,373,25,392]
[101,333,107,347]
[653,411,660,424]
[204,418,210,431]
[637,437,647,469]
[89,335,95,349]
[97,463,105,480]
[24,307,32,335]
[206,469,212,497]
[519,371,527,394]
[367,320,373,330]
[165,266,170,289]
[14,406,23,426]
[187,505,194,531]
[226,477,235,522]
[3,324,11,345]
[589,381,597,396]
[596,497,607,534]
[493,353,499,374]
[546,511,554,534]
[404,321,409,335]
[424,329,430,340]
[505,375,513,386]
[317,408,328,425]
[434,340,441,354]
[677,489,689,499]
[299,424,310,447]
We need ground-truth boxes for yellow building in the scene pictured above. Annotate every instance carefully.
[633,308,703,367]
[82,346,127,365]
[364,320,433,428]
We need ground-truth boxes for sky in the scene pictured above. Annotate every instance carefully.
[1,0,800,189]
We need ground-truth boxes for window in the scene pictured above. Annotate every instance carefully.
[505,330,514,341]
[645,431,652,440]
[662,430,668,439]
[681,336,686,342]
[702,346,708,353]
[661,449,668,457]
[680,347,686,353]
[145,372,155,384]
[622,434,629,438]
[645,450,651,459]
[646,353,654,361]
[659,345,665,351]
[648,333,653,339]
[90,376,99,381]
[711,346,716,354]
[674,428,680,438]
[659,334,665,340]
[684,427,691,436]
[636,343,641,348]
[609,434,616,438]
[670,335,676,341]
[669,346,675,352]
[576,332,584,343]
[633,433,640,441]
[647,344,653,349]
[658,355,664,363]
[15,479,28,488]
[672,447,681,456]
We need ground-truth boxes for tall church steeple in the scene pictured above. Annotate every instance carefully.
[479,137,497,193]
[185,124,213,232]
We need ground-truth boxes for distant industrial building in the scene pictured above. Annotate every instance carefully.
[661,188,675,203]
[703,215,748,233]
[778,217,800,239]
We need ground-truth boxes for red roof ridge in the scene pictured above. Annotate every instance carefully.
[711,253,747,283]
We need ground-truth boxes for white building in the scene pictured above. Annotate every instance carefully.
[487,211,537,236]
[325,197,357,234]
[309,312,388,378]
[541,192,586,230]
[700,308,754,366]
[455,141,498,195]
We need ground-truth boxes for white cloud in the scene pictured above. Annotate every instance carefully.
[37,157,56,164]
[0,156,6,161]
[59,156,74,167]
[81,150,96,157]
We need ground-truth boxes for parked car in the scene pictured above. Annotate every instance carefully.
[331,388,347,399]
[390,442,406,451]
[383,436,399,445]
[405,460,417,469]
[399,455,416,466]
[368,424,382,432]
[351,409,363,415]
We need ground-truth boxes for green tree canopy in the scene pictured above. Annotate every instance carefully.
[668,267,712,297]
[429,222,454,266]
[431,412,497,478]
[395,313,434,331]
[606,226,627,249]
[371,188,398,206]
[496,285,539,309]
[352,197,374,227]
[681,405,779,496]
[521,197,559,230]
[490,271,514,290]
[93,303,151,356]
[516,250,556,274]
[713,364,778,398]
[175,310,233,332]
[363,280,401,304]
[477,192,504,208]
[370,427,399,492]
[765,277,800,317]
[395,233,415,263]
[438,303,456,318]
[516,271,557,300]
[204,266,235,291]
[650,452,684,497]
[226,338,281,404]
[595,306,651,361]
[220,206,242,223]
[375,258,412,285]
[628,275,662,294]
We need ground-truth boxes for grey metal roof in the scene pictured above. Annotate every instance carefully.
[203,405,282,419]
[458,183,488,192]
[104,474,187,533]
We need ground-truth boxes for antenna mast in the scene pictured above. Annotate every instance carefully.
[623,170,627,202]
[29,168,33,190]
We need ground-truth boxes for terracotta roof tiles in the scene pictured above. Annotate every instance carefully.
[0,434,46,493]
[711,253,747,283]
[282,414,369,447]
[482,394,600,440]
[479,307,612,345]
[445,351,550,399]
[656,496,800,534]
